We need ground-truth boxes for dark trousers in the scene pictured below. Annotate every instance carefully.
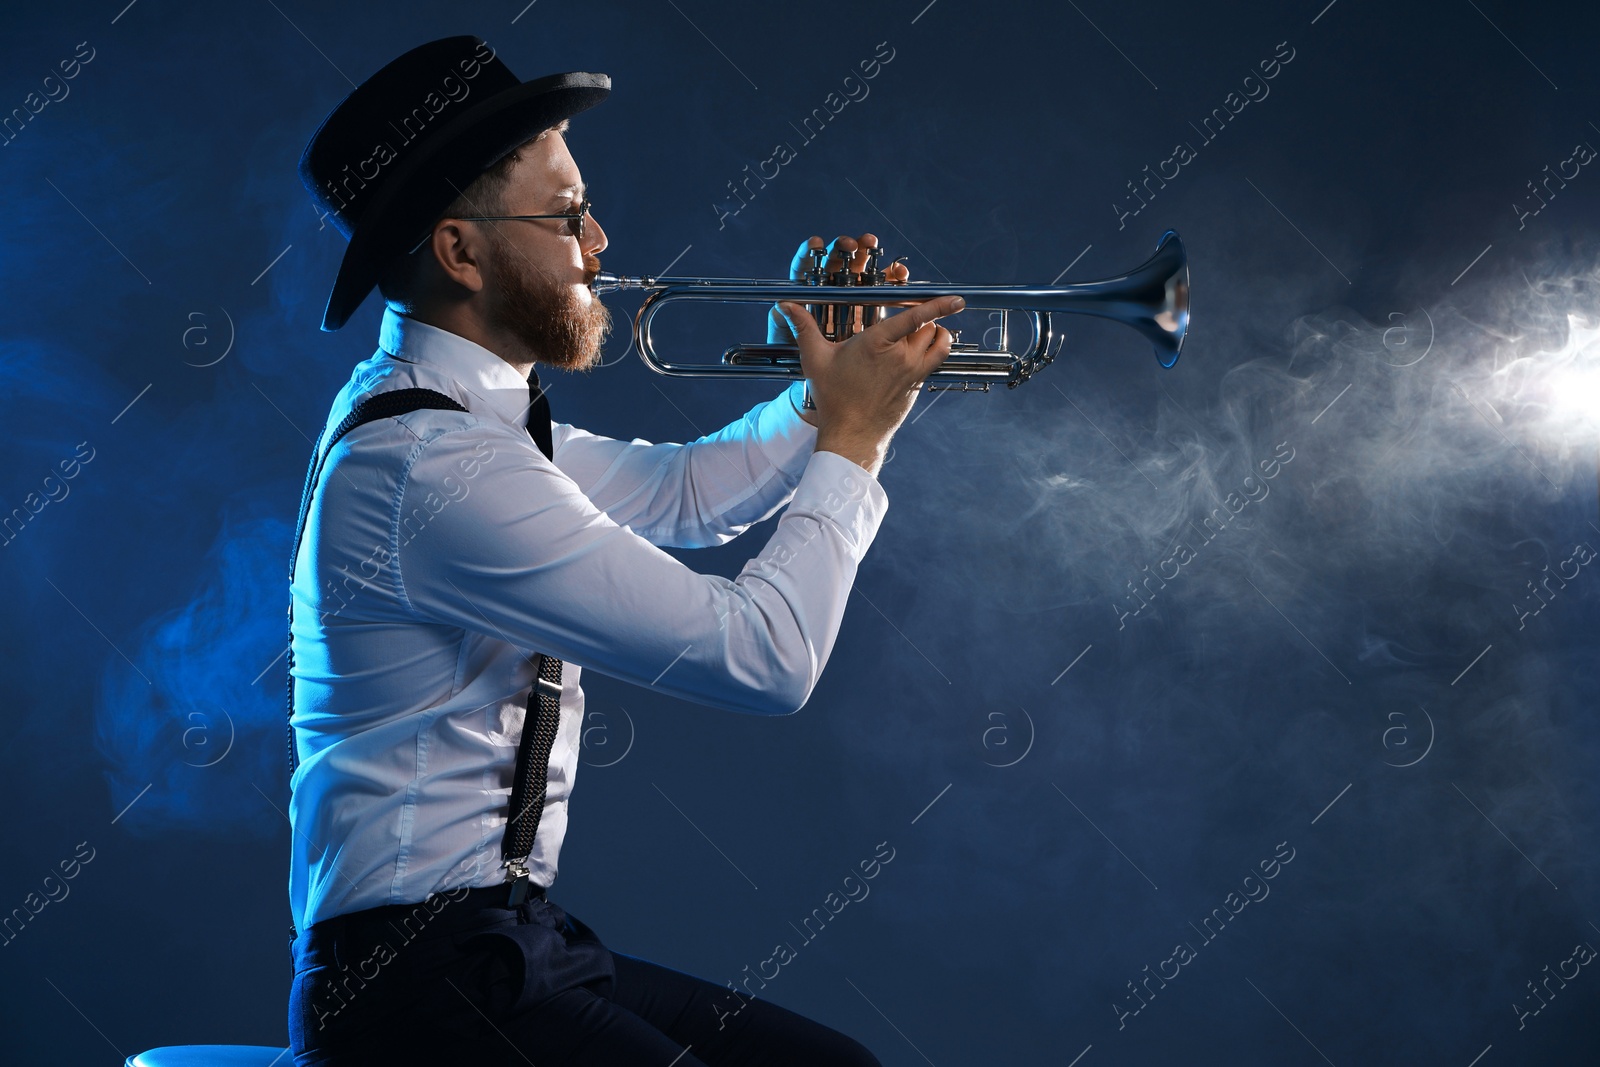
[288,885,881,1066]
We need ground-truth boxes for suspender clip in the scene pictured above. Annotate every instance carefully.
[504,857,533,906]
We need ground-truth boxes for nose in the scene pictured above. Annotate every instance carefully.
[582,210,607,256]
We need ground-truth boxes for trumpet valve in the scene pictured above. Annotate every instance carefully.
[860,247,886,327]
[824,260,858,341]
[805,247,827,285]
[803,247,828,334]
[863,245,885,284]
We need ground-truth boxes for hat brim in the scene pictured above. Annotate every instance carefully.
[320,71,609,332]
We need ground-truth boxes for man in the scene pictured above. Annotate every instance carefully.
[288,35,959,1066]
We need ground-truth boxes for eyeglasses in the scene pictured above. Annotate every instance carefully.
[406,196,592,255]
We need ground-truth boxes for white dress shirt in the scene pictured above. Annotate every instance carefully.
[288,307,887,931]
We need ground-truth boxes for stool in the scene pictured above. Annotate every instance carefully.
[126,1048,290,1067]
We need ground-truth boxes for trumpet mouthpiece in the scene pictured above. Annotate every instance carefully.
[590,271,652,295]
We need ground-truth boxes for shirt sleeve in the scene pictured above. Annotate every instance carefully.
[392,417,886,716]
[550,381,816,549]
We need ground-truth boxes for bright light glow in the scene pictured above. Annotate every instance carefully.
[1544,315,1600,422]
[1547,362,1600,417]
[1497,314,1600,445]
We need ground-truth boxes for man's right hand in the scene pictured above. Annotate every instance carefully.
[773,251,962,476]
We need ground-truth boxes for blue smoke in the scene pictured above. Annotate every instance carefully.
[94,499,290,837]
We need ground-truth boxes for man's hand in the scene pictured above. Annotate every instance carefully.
[770,234,914,429]
[768,233,914,341]
[773,248,961,475]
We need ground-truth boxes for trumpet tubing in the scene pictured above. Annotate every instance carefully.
[591,230,1189,390]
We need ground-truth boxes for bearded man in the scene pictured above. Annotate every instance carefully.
[287,34,958,1066]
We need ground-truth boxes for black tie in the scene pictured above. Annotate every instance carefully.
[525,367,553,461]
[503,366,561,905]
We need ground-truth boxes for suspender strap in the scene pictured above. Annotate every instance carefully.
[502,652,563,905]
[503,367,562,905]
[286,388,468,778]
[286,384,564,910]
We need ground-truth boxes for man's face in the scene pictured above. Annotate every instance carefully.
[478,130,611,372]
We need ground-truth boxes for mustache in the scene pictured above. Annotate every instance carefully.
[582,254,602,285]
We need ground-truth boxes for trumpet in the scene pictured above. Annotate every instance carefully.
[591,230,1189,391]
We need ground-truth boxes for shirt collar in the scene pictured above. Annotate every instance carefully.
[378,305,533,430]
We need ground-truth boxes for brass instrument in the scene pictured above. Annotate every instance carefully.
[591,230,1189,391]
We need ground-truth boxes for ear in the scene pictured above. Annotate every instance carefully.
[428,220,490,294]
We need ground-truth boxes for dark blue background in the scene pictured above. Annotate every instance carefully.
[3,1,1598,1063]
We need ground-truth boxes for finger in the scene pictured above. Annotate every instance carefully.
[885,259,910,283]
[851,233,879,275]
[876,294,965,344]
[896,322,953,383]
[776,302,826,349]
[777,301,833,383]
[790,235,823,281]
[919,323,955,372]
[903,320,944,361]
[768,303,795,344]
[824,235,858,274]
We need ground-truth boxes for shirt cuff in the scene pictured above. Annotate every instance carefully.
[753,381,819,475]
[789,449,889,562]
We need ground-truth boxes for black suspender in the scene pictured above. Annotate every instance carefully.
[503,652,563,904]
[285,386,563,912]
[286,388,467,779]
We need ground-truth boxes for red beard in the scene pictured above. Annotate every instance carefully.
[484,238,612,372]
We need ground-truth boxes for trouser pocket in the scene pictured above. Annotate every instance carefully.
[456,912,615,1019]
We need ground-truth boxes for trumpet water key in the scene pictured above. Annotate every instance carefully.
[590,230,1190,391]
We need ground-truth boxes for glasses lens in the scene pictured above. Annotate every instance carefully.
[571,198,589,240]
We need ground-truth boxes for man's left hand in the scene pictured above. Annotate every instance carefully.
[769,233,912,426]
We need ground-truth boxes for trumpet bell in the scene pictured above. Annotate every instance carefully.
[1101,229,1189,368]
